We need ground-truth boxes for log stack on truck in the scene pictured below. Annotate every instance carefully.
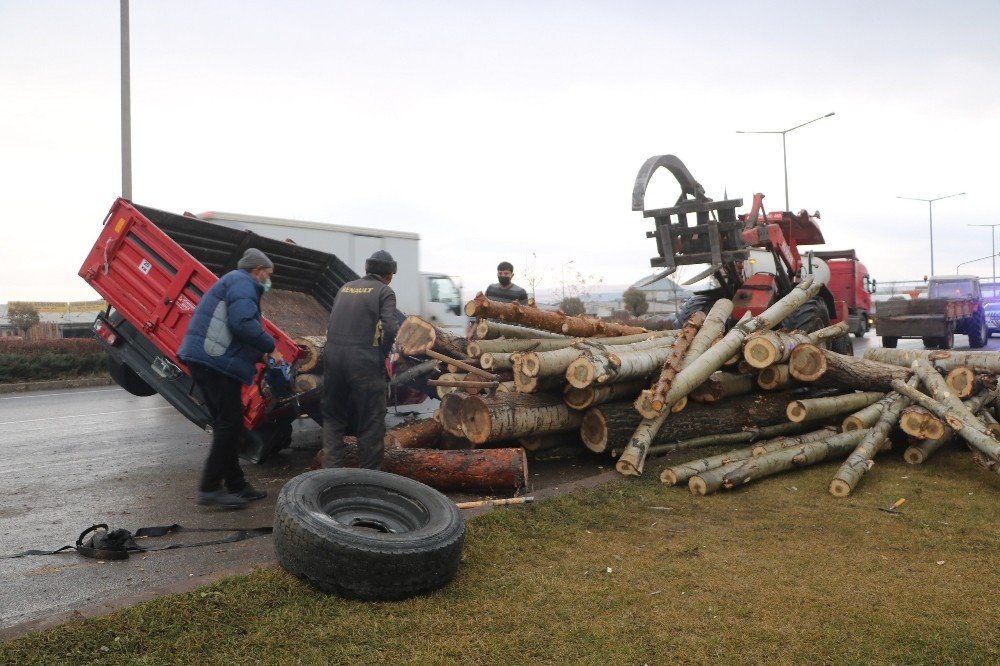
[875,275,988,349]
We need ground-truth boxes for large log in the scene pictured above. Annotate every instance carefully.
[563,380,646,411]
[310,443,528,492]
[943,367,988,399]
[480,352,517,371]
[465,292,647,337]
[786,392,884,423]
[294,335,327,373]
[582,390,803,454]
[386,418,444,449]
[439,392,470,437]
[789,344,911,391]
[828,378,918,497]
[469,338,575,356]
[474,320,569,340]
[742,321,850,369]
[461,392,584,444]
[757,364,796,391]
[899,406,947,440]
[689,372,757,403]
[396,315,470,358]
[863,348,1000,373]
[661,426,839,487]
[616,278,821,476]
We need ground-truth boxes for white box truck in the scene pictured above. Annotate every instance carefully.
[195,211,466,333]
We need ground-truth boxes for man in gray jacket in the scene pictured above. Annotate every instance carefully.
[321,250,399,470]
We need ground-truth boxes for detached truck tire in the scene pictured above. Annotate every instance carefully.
[274,468,465,601]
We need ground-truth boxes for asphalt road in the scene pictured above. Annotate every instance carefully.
[1,331,995,635]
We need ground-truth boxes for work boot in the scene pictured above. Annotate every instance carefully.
[197,489,248,510]
[232,483,267,501]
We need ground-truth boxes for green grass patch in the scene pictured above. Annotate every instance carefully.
[0,339,106,382]
[2,447,998,665]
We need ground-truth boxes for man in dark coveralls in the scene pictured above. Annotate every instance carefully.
[321,250,399,470]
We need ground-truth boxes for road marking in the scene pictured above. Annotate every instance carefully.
[0,406,174,426]
[0,388,124,401]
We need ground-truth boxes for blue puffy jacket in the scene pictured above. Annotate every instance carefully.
[178,269,276,385]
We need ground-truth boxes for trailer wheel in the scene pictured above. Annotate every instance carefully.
[921,336,938,349]
[882,337,898,348]
[941,326,955,350]
[106,357,157,397]
[967,311,988,348]
[274,468,465,601]
[854,314,869,338]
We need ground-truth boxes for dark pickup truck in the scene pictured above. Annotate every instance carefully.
[875,275,988,349]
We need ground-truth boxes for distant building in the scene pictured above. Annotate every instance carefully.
[0,301,105,338]
[623,274,695,314]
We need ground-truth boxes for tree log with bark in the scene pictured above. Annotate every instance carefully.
[396,315,470,358]
[742,321,850,369]
[310,442,528,492]
[474,319,570,340]
[689,372,757,403]
[757,364,796,391]
[786,391,884,423]
[842,393,896,431]
[789,344,911,391]
[461,392,584,444]
[903,390,994,464]
[863,348,1000,374]
[294,335,327,373]
[465,292,647,337]
[645,312,704,413]
[563,380,646,411]
[385,418,444,449]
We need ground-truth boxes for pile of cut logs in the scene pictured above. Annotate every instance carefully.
[295,280,1000,498]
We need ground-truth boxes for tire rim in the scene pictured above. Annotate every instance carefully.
[318,484,430,535]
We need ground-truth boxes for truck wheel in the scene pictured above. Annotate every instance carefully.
[882,337,898,348]
[106,357,157,397]
[941,327,955,350]
[781,297,830,334]
[675,295,714,329]
[854,314,869,338]
[274,468,465,601]
[968,312,988,348]
[921,337,937,349]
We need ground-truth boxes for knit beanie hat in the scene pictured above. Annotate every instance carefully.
[365,250,397,276]
[237,248,274,271]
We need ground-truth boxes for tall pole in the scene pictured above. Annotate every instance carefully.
[969,223,1000,296]
[737,112,835,212]
[120,0,132,201]
[897,192,965,278]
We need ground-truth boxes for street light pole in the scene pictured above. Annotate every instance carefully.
[897,192,966,277]
[120,0,132,200]
[969,223,1000,297]
[737,112,835,211]
[955,253,1000,275]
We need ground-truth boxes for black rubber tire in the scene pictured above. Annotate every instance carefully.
[239,420,294,464]
[941,327,955,350]
[854,313,869,338]
[830,334,854,357]
[922,336,938,349]
[781,297,831,334]
[967,311,988,349]
[674,295,714,328]
[106,357,157,397]
[882,337,898,348]
[274,468,465,601]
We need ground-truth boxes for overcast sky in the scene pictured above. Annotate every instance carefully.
[2,1,999,303]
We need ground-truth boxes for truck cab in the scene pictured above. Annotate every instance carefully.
[420,272,465,334]
[813,250,875,337]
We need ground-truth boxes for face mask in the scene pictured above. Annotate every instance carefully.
[498,276,512,287]
[262,279,272,292]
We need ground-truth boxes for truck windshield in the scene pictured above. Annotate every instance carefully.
[427,276,461,313]
[929,281,975,299]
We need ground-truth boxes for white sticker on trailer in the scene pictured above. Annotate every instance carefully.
[138,259,152,275]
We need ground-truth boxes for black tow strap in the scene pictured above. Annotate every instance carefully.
[3,523,273,560]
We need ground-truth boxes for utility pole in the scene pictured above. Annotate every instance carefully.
[120,0,132,200]
[897,192,965,277]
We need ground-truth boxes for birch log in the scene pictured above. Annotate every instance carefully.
[842,393,894,431]
[786,391,884,423]
[646,312,705,413]
[903,390,994,464]
[616,278,820,476]
[474,320,569,340]
[943,367,982,399]
[396,315,470,358]
[647,422,809,459]
[863,348,1000,373]
[828,378,918,497]
[689,429,870,495]
[461,392,584,444]
[662,426,839,487]
[789,344,911,391]
[742,321,850,369]
[689,372,757,403]
[469,338,574,357]
[563,381,646,411]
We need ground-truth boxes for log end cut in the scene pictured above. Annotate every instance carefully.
[828,478,852,498]
[460,395,491,444]
[580,409,609,453]
[789,344,827,382]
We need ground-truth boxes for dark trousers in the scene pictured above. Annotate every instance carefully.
[188,363,247,493]
[321,346,387,470]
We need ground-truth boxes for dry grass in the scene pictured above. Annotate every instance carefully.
[1,446,998,665]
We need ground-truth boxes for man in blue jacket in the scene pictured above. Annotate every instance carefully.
[179,248,278,509]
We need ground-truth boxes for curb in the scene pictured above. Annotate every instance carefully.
[0,376,115,394]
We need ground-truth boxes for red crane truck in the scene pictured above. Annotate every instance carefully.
[78,199,360,463]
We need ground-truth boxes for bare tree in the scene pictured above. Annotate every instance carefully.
[521,252,543,301]
[7,302,40,335]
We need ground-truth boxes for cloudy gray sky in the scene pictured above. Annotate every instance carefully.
[2,0,998,302]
